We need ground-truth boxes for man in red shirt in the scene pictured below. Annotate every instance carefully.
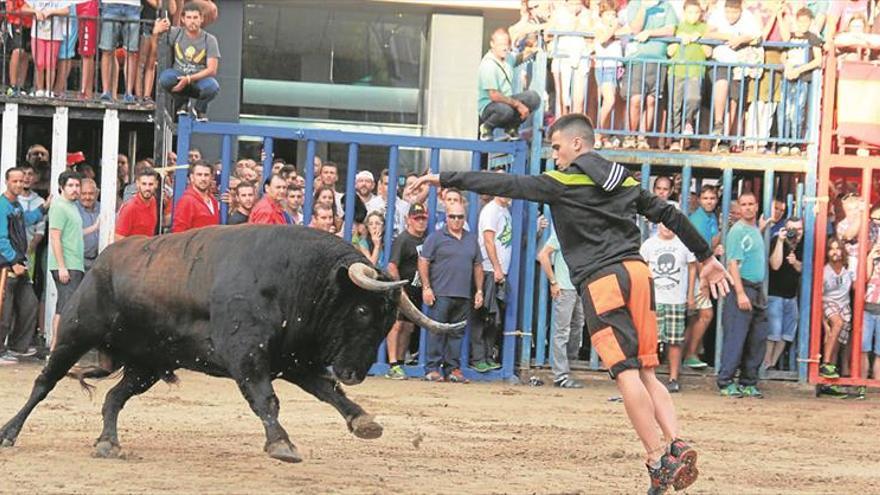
[116,168,159,241]
[172,160,219,233]
[249,174,287,225]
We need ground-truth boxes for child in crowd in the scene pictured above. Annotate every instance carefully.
[779,8,823,156]
[641,223,697,393]
[5,0,35,96]
[28,0,69,98]
[667,0,711,152]
[592,0,627,148]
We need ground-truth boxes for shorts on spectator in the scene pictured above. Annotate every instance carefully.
[5,25,31,52]
[709,66,744,102]
[767,295,798,343]
[99,3,142,53]
[582,260,659,379]
[550,57,589,76]
[656,303,686,346]
[621,60,666,99]
[59,23,79,60]
[693,283,713,311]
[51,269,85,315]
[595,66,619,86]
[32,39,61,71]
[823,300,852,345]
[862,311,880,354]
[76,0,98,57]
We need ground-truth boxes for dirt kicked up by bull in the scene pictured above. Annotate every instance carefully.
[0,225,463,463]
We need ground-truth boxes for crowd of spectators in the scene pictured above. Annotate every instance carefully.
[2,0,219,115]
[493,0,880,155]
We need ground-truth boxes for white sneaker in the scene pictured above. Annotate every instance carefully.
[34,89,46,97]
[0,352,19,365]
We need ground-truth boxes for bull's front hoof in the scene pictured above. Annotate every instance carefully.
[94,440,121,459]
[0,438,14,448]
[266,440,302,464]
[351,415,383,440]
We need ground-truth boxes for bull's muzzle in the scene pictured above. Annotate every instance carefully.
[347,263,466,334]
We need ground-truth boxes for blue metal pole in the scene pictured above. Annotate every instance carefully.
[762,168,775,298]
[303,139,316,226]
[427,148,440,231]
[502,144,529,380]
[680,164,692,213]
[173,116,192,208]
[343,142,358,241]
[382,145,400,265]
[219,135,232,225]
[715,167,734,372]
[640,163,651,240]
[262,137,274,183]
[468,151,481,228]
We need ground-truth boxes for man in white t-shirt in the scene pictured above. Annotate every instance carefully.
[469,193,513,372]
[706,0,761,152]
[640,223,696,393]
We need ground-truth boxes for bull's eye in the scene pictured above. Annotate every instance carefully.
[355,305,370,320]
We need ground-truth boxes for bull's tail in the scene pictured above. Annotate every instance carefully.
[66,365,123,399]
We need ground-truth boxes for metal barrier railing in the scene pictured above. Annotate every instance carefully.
[0,8,156,102]
[174,116,530,382]
[539,31,819,151]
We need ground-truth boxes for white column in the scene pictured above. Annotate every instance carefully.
[44,106,69,347]
[99,109,120,251]
[0,103,19,189]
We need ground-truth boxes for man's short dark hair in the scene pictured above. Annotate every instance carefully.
[235,181,255,195]
[547,114,595,149]
[739,191,758,202]
[280,164,297,177]
[57,170,83,190]
[313,203,333,215]
[725,0,742,10]
[189,160,212,176]
[796,7,814,20]
[654,176,673,189]
[445,187,462,198]
[5,167,24,180]
[182,2,203,16]
[699,184,717,195]
[264,174,286,191]
[137,167,159,181]
[322,161,338,171]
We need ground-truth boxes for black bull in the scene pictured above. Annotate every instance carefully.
[0,225,462,462]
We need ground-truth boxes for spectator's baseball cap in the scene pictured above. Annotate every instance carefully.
[356,170,374,182]
[67,151,86,166]
[408,203,428,219]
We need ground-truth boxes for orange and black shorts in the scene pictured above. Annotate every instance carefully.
[580,260,659,379]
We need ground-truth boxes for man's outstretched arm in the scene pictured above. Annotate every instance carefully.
[411,172,564,204]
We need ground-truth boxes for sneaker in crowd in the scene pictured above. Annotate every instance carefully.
[607,136,621,148]
[819,363,839,379]
[553,376,584,389]
[666,379,681,393]
[818,384,848,398]
[777,146,790,156]
[424,370,444,382]
[470,361,492,373]
[122,93,136,104]
[5,87,14,96]
[682,356,707,369]
[719,383,743,398]
[853,386,867,400]
[99,92,113,102]
[621,136,637,149]
[857,147,869,157]
[486,359,502,370]
[447,368,468,384]
[195,110,209,123]
[636,136,650,150]
[789,146,802,156]
[505,127,520,140]
[479,123,493,141]
[34,89,46,98]
[740,385,763,399]
[384,364,407,380]
[668,439,699,491]
[9,347,37,358]
[0,352,19,366]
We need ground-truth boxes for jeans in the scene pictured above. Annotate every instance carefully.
[479,90,541,131]
[863,311,880,353]
[159,68,220,114]
[98,3,141,53]
[782,80,808,142]
[0,275,39,354]
[718,286,769,388]
[425,296,471,372]
[550,289,584,380]
[766,295,798,343]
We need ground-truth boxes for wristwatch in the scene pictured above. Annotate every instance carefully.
[549,279,558,286]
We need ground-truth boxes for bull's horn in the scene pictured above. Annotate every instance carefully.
[397,290,467,334]
[348,262,409,292]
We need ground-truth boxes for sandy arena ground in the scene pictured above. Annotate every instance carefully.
[0,363,878,494]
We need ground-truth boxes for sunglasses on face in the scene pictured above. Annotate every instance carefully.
[448,214,465,220]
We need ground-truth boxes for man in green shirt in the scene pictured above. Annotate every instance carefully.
[667,1,710,151]
[718,191,768,398]
[477,28,541,140]
[48,170,84,351]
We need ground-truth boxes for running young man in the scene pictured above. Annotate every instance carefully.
[409,114,731,494]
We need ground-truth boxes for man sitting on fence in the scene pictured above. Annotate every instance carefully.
[477,28,540,141]
[153,1,220,121]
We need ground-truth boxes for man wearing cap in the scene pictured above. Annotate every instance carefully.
[249,174,287,225]
[384,202,430,380]
[356,170,384,214]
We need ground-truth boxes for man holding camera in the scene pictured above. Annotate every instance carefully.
[762,216,803,374]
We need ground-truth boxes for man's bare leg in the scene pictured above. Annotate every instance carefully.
[615,369,666,463]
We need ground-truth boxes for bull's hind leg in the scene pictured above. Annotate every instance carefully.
[94,367,161,458]
[0,341,92,447]
[288,373,383,440]
[231,366,301,463]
